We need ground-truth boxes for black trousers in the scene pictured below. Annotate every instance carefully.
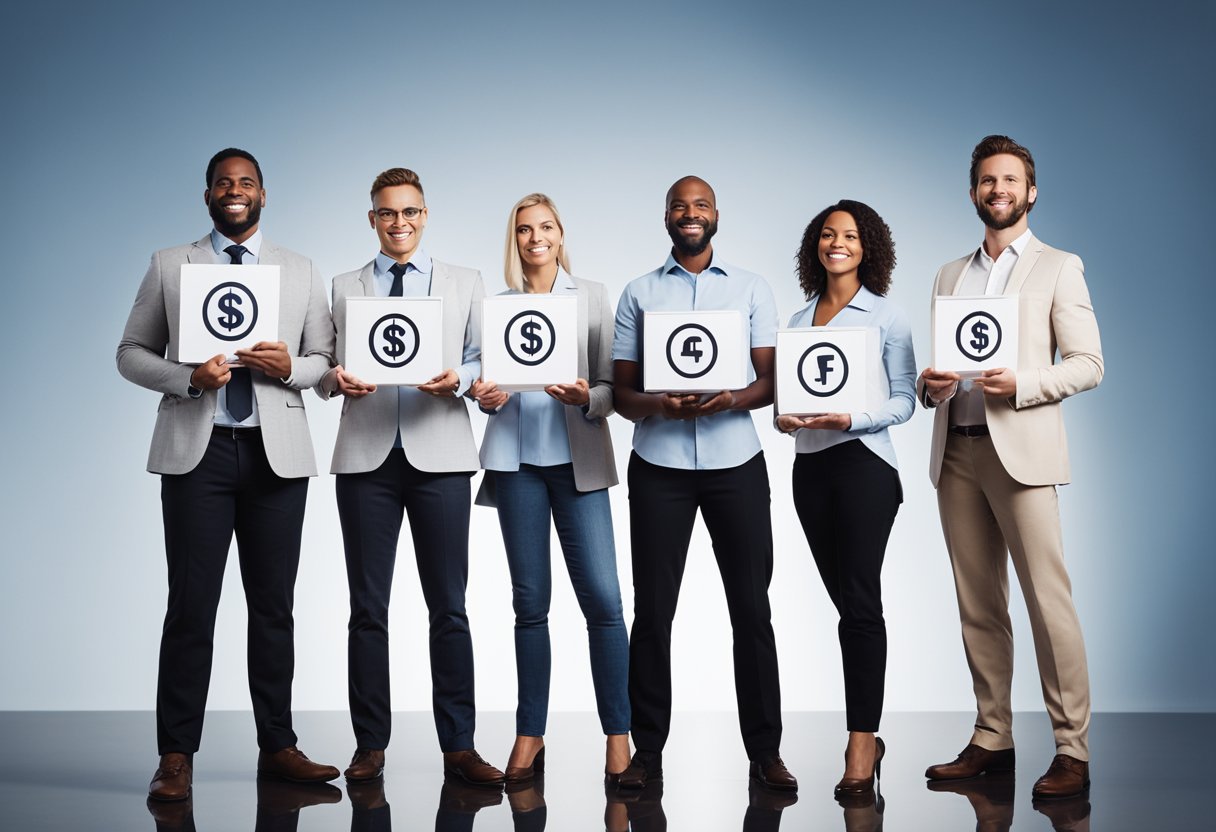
[336,449,475,752]
[792,440,901,732]
[627,451,782,760]
[157,427,307,754]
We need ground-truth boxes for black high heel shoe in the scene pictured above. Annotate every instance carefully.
[834,736,885,797]
[505,745,546,785]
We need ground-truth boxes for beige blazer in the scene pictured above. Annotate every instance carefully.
[475,276,618,506]
[919,233,1104,487]
[320,258,484,475]
[116,236,335,478]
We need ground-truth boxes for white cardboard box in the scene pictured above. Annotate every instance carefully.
[643,310,747,393]
[776,327,883,416]
[345,296,444,385]
[933,295,1019,376]
[179,264,280,363]
[481,295,578,391]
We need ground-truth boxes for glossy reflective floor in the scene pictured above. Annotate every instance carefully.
[1,711,1209,830]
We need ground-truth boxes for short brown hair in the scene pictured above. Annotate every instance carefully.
[370,168,424,200]
[970,135,1036,192]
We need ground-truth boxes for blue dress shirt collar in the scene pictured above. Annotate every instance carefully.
[210,228,262,260]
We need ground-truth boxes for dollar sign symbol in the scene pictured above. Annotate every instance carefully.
[520,320,544,356]
[382,323,407,359]
[217,290,245,331]
[681,336,703,363]
[970,320,989,352]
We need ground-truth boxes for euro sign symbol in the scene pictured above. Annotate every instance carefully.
[382,323,407,359]
[217,290,244,331]
[814,354,834,385]
[970,321,990,352]
[520,320,544,356]
[681,336,703,363]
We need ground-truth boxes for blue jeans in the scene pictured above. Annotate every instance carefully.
[494,463,630,736]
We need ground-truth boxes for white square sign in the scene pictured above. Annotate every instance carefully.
[345,296,444,385]
[933,295,1019,376]
[179,264,280,363]
[643,310,747,393]
[481,295,578,391]
[776,327,883,416]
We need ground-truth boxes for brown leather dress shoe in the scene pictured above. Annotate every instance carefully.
[1031,754,1089,799]
[750,755,799,792]
[148,753,192,802]
[443,749,506,786]
[257,746,340,783]
[925,744,1015,780]
[344,748,385,782]
[835,736,885,797]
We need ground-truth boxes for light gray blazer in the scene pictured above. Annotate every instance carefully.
[475,276,618,506]
[116,235,336,478]
[320,258,484,475]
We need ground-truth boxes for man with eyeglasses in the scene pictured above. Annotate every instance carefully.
[318,167,503,786]
[117,148,339,801]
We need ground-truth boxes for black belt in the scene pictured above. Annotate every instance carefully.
[948,424,989,438]
[212,424,262,439]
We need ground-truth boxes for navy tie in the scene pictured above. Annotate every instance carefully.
[224,244,253,422]
[388,261,408,297]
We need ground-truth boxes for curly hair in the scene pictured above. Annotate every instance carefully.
[795,200,896,299]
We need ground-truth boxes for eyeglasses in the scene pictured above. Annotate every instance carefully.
[375,207,424,222]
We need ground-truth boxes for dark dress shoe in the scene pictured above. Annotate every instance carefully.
[257,746,341,783]
[616,750,662,789]
[750,755,798,792]
[925,743,1015,780]
[1031,754,1089,799]
[344,748,385,781]
[149,753,192,802]
[443,749,506,786]
[504,744,545,784]
[835,736,885,797]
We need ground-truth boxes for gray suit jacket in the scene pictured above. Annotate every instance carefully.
[116,235,336,478]
[320,259,484,474]
[917,233,1104,487]
[475,276,618,506]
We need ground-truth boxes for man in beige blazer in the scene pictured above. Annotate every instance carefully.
[318,167,503,786]
[117,148,339,801]
[919,136,1103,800]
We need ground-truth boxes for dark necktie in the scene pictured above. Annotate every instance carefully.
[388,262,409,297]
[224,244,253,421]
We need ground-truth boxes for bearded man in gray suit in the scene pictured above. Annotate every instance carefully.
[319,167,504,786]
[117,148,339,802]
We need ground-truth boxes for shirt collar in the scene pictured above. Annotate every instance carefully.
[211,228,262,259]
[662,250,729,280]
[809,284,879,314]
[375,247,432,277]
[977,227,1032,265]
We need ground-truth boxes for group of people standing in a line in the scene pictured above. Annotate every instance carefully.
[118,134,1103,811]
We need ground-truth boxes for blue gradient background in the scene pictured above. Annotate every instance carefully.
[2,0,1211,717]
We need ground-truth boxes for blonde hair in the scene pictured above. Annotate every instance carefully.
[503,193,572,291]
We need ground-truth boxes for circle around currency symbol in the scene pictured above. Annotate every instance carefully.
[796,342,849,397]
[665,323,718,379]
[369,313,420,368]
[203,281,259,341]
[955,311,1002,362]
[505,310,556,366]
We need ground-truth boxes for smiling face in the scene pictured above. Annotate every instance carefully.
[370,184,427,262]
[817,210,863,281]
[971,153,1037,231]
[515,203,563,274]
[205,156,265,240]
[665,178,719,257]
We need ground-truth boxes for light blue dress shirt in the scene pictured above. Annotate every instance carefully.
[371,249,481,448]
[481,269,576,471]
[784,285,916,470]
[209,228,263,427]
[613,253,778,470]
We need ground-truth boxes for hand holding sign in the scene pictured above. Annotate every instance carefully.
[545,378,590,406]
[972,367,1016,397]
[235,341,291,379]
[333,365,377,398]
[190,354,232,390]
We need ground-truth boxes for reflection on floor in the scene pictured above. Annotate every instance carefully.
[1,711,1210,830]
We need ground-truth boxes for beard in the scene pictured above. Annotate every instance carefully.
[974,193,1029,231]
[209,197,262,238]
[667,217,718,257]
